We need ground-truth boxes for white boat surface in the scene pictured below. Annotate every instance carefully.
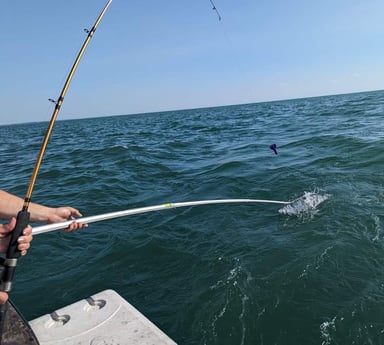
[28,289,177,345]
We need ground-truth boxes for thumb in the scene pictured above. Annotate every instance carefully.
[5,217,16,232]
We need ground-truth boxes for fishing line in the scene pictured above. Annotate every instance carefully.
[209,0,222,21]
[32,192,328,236]
[206,1,254,105]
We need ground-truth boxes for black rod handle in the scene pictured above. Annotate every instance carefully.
[6,210,30,260]
[0,210,30,340]
[0,210,30,294]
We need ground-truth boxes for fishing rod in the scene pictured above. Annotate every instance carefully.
[0,0,112,335]
[32,198,291,235]
[32,192,329,235]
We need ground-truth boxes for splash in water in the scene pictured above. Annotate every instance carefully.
[278,192,329,216]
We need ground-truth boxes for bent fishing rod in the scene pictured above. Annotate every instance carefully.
[32,198,291,235]
[31,192,327,235]
[0,0,112,334]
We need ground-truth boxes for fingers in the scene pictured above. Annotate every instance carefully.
[17,225,33,256]
[22,225,32,237]
[7,217,16,231]
[68,207,83,218]
[62,207,82,219]
[65,220,88,232]
[0,292,8,305]
[53,207,87,232]
[64,209,87,232]
[0,217,16,238]
[17,239,30,255]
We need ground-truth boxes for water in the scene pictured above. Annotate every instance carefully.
[278,192,329,216]
[1,90,384,344]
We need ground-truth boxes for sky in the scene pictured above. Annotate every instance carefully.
[1,0,384,125]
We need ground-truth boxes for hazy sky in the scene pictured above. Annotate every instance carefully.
[1,0,384,124]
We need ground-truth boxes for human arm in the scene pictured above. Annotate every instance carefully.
[0,190,86,231]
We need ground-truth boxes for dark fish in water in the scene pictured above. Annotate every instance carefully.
[270,143,278,155]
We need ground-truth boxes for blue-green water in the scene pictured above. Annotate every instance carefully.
[1,90,384,344]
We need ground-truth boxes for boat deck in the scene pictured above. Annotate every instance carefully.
[29,289,177,345]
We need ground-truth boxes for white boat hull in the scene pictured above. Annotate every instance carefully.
[29,289,177,345]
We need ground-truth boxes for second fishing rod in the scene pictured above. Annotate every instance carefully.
[0,0,112,338]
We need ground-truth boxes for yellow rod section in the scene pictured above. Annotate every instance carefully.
[23,0,112,210]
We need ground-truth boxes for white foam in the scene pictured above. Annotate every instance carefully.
[278,192,329,216]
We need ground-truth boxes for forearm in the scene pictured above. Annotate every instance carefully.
[0,190,54,222]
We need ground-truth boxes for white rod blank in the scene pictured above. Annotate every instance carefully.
[32,198,290,235]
